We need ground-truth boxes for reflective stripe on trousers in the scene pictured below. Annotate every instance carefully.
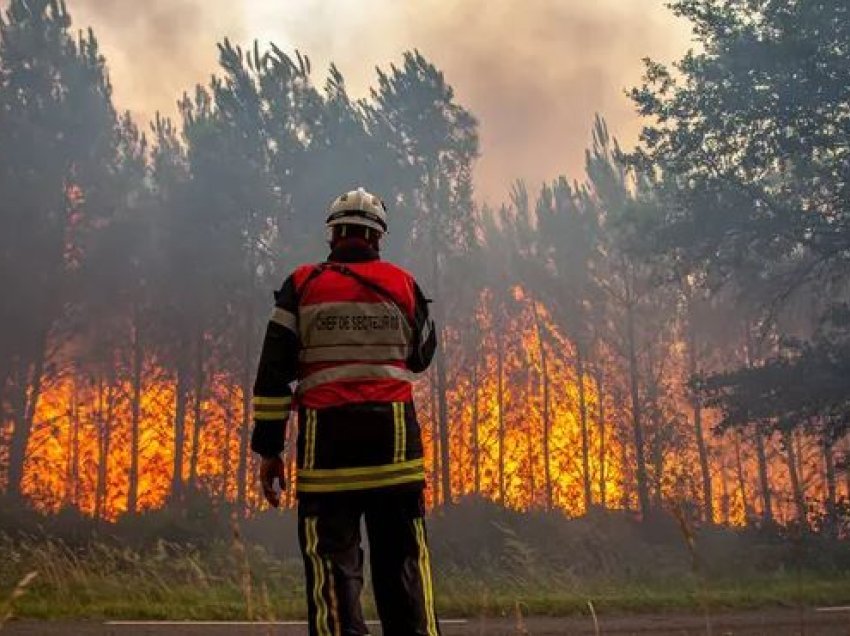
[303,409,318,470]
[302,517,341,636]
[414,518,439,636]
[297,458,425,493]
[393,402,407,464]
[298,489,440,636]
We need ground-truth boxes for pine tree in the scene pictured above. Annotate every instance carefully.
[0,0,119,498]
[372,51,479,504]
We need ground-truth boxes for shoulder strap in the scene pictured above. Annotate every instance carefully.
[294,264,329,304]
[327,263,403,306]
[295,262,410,325]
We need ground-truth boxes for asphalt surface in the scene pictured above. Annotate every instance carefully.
[3,609,850,635]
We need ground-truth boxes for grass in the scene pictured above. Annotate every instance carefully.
[9,575,850,620]
[3,497,850,622]
[2,533,850,621]
[435,574,850,617]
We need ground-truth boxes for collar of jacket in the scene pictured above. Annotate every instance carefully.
[328,240,380,263]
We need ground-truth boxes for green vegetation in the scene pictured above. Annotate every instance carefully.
[6,564,850,621]
[4,540,850,620]
[2,497,849,620]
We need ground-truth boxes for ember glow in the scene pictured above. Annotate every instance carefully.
[9,289,834,525]
[1,0,846,534]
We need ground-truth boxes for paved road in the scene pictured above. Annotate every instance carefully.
[3,609,850,635]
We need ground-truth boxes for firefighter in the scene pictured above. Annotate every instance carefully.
[251,187,440,636]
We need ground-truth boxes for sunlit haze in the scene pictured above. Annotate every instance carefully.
[3,4,848,628]
[66,0,693,202]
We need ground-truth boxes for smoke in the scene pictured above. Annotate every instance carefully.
[62,0,690,201]
[69,0,247,121]
[402,1,692,202]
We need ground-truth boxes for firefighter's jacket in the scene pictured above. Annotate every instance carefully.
[251,242,437,494]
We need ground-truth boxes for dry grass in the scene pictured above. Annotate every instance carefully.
[2,533,850,620]
[0,570,37,630]
[586,600,600,636]
[672,504,713,636]
[0,532,303,620]
[230,513,254,620]
[3,499,850,621]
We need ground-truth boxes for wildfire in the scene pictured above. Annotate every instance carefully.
[6,288,833,524]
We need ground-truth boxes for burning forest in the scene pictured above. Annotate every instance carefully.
[1,0,848,535]
[3,1,850,629]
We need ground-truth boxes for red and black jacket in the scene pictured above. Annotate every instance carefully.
[251,241,436,494]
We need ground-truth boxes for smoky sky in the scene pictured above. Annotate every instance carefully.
[60,0,691,202]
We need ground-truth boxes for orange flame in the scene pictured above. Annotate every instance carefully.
[5,288,834,524]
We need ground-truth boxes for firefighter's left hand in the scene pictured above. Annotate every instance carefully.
[260,455,286,508]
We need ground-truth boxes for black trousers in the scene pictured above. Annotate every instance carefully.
[298,488,440,636]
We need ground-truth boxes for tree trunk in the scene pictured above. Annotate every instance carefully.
[0,356,7,410]
[171,349,190,503]
[595,368,607,509]
[8,369,27,497]
[237,242,260,512]
[754,426,773,524]
[471,362,480,495]
[7,331,48,499]
[794,430,806,497]
[127,314,143,515]
[783,428,807,525]
[823,436,837,535]
[744,329,772,525]
[237,353,251,511]
[188,332,206,491]
[222,404,232,500]
[95,374,114,521]
[651,426,664,511]
[693,398,713,523]
[430,375,440,503]
[719,456,730,524]
[95,377,104,521]
[496,325,506,505]
[620,435,631,510]
[0,360,7,487]
[64,388,74,506]
[65,378,80,507]
[576,345,592,512]
[456,377,465,497]
[844,440,850,505]
[426,167,452,506]
[625,294,651,518]
[688,327,714,524]
[102,382,115,518]
[435,331,451,504]
[733,431,751,522]
[532,302,552,510]
[526,371,535,505]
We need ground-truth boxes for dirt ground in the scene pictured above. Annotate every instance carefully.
[3,609,850,635]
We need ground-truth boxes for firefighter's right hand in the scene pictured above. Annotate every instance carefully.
[260,455,286,508]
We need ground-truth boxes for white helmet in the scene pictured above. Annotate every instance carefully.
[326,187,388,234]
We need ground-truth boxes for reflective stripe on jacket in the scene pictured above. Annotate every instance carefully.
[292,259,419,409]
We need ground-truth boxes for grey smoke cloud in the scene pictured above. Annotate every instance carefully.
[69,0,245,120]
[60,0,691,201]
